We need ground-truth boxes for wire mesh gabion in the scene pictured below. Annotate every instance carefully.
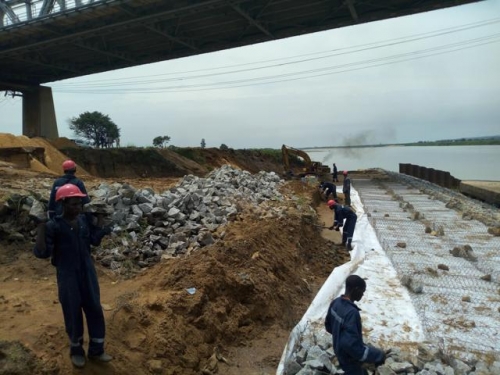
[355,178,500,356]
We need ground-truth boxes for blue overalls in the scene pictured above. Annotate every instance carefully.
[333,205,357,246]
[34,214,110,357]
[325,297,384,374]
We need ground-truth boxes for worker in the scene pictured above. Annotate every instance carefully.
[319,181,337,201]
[325,275,386,375]
[332,163,339,182]
[343,170,351,206]
[34,184,113,368]
[327,199,357,250]
[48,160,90,219]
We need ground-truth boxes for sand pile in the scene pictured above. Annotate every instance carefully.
[0,133,91,175]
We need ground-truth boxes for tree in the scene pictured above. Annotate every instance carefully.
[68,111,120,148]
[153,135,171,148]
[220,143,229,150]
[200,138,206,148]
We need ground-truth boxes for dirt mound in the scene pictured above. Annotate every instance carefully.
[0,133,90,176]
[103,214,347,374]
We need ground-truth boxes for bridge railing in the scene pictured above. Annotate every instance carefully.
[0,0,107,28]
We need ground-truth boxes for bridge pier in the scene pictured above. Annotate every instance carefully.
[22,85,59,139]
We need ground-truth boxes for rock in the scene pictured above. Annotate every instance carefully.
[285,360,302,375]
[7,232,25,241]
[425,226,432,233]
[147,359,163,374]
[480,274,492,281]
[462,295,471,302]
[401,275,423,294]
[437,264,449,271]
[487,227,500,236]
[396,242,407,248]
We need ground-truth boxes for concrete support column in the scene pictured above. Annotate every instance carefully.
[22,85,59,139]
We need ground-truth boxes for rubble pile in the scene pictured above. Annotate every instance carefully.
[284,332,500,375]
[90,165,285,268]
[1,166,288,270]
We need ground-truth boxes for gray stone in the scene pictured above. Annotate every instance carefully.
[285,360,303,375]
[151,207,166,215]
[305,345,324,361]
[378,365,398,375]
[126,221,140,231]
[389,361,414,373]
[198,232,214,246]
[450,358,471,375]
[303,359,324,371]
[168,207,180,217]
[138,203,153,214]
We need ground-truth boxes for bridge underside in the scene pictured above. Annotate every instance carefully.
[0,0,481,90]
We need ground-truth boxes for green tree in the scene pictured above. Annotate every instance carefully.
[201,138,206,148]
[220,143,229,150]
[153,135,171,148]
[68,111,120,148]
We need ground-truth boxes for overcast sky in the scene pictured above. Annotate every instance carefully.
[1,0,499,149]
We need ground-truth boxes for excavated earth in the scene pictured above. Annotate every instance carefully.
[0,136,349,375]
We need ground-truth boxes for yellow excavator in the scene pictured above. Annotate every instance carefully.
[281,144,331,178]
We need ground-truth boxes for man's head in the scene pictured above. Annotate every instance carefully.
[62,159,77,174]
[327,199,337,209]
[343,170,348,176]
[345,275,366,302]
[56,184,87,218]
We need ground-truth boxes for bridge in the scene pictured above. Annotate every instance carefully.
[0,0,481,138]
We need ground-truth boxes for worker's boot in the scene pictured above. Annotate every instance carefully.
[71,355,86,368]
[88,352,113,362]
[346,241,353,251]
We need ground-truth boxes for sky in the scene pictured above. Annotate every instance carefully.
[1,0,499,149]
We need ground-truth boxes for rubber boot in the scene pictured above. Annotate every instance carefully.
[346,241,353,251]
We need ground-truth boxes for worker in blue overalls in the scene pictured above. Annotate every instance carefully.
[342,170,351,206]
[34,184,112,368]
[48,159,90,219]
[328,199,357,251]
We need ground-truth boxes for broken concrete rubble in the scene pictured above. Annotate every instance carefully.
[1,165,286,270]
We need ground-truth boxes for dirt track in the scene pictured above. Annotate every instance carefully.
[0,142,350,374]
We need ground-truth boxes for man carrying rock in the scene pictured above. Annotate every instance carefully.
[48,160,90,219]
[34,184,112,368]
[325,275,386,375]
[327,199,356,250]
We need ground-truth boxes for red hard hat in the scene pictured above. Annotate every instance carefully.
[343,170,348,175]
[55,184,87,202]
[327,200,336,208]
[62,160,76,171]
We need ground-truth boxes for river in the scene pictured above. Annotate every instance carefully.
[303,145,500,181]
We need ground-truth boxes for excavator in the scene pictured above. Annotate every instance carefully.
[281,144,331,179]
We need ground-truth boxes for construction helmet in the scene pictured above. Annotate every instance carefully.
[62,159,76,171]
[55,184,87,202]
[343,170,348,175]
[327,200,336,208]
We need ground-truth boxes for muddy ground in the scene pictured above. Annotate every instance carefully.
[0,144,350,374]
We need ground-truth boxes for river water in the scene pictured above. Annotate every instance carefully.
[303,145,500,181]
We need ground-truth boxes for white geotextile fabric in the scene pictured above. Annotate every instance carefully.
[276,185,425,374]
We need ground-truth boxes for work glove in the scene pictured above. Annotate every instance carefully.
[334,226,340,231]
[374,350,387,367]
[328,226,334,230]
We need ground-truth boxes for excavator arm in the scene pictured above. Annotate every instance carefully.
[282,144,312,172]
